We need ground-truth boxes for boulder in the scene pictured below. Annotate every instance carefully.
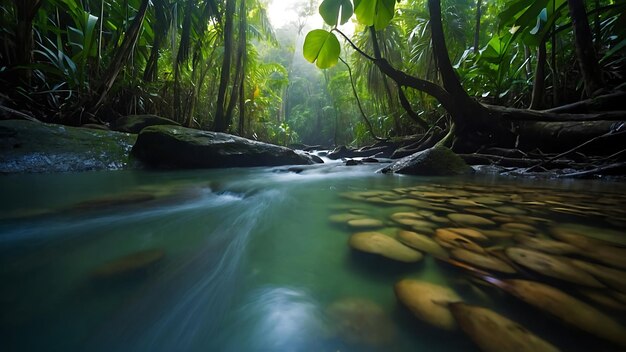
[349,232,423,263]
[131,125,316,168]
[394,279,461,330]
[92,249,165,280]
[114,114,180,133]
[381,146,472,176]
[0,120,136,174]
[326,297,395,346]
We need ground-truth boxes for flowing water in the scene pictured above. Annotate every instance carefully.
[1,161,625,352]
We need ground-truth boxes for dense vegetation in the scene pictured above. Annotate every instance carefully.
[0,0,624,153]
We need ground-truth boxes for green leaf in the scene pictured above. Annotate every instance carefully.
[303,29,341,69]
[498,0,532,30]
[319,0,354,27]
[480,33,512,64]
[354,0,396,30]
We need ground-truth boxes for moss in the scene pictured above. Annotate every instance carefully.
[0,120,137,173]
[114,114,180,134]
[381,146,472,176]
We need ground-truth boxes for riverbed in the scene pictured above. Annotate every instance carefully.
[1,162,625,351]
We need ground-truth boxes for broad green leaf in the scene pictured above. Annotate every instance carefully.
[480,33,512,64]
[303,29,341,69]
[319,0,354,27]
[498,0,532,30]
[354,0,396,30]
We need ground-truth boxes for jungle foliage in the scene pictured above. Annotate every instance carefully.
[0,0,625,148]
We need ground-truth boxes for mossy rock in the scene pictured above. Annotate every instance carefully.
[114,114,180,133]
[381,146,472,176]
[131,125,316,168]
[0,120,136,173]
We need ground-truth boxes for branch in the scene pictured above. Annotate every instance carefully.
[398,87,429,130]
[557,162,626,178]
[427,0,471,102]
[544,91,626,113]
[525,128,626,171]
[339,57,387,142]
[333,29,375,61]
[368,27,429,130]
[334,28,458,123]
[487,104,626,122]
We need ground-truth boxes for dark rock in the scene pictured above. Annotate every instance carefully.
[303,145,323,151]
[362,157,379,163]
[328,145,350,159]
[308,154,324,163]
[345,159,362,166]
[0,120,136,174]
[318,151,328,157]
[381,146,472,176]
[81,123,110,131]
[287,167,305,173]
[114,114,180,134]
[132,125,316,169]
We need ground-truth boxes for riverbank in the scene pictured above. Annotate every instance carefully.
[1,118,624,179]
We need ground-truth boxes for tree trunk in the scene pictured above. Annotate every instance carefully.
[342,0,623,155]
[213,0,236,132]
[237,0,247,136]
[473,0,481,54]
[530,40,546,110]
[14,0,42,84]
[224,0,246,127]
[551,20,560,106]
[567,0,604,96]
[90,0,150,113]
[427,0,471,105]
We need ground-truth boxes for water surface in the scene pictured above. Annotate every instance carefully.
[1,163,625,351]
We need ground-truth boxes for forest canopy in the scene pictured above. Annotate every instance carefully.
[0,0,624,149]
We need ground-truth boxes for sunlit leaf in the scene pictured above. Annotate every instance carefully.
[354,0,396,30]
[319,0,354,27]
[303,29,341,69]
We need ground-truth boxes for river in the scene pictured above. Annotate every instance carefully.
[0,161,625,351]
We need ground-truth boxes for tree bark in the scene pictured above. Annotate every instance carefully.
[427,0,471,104]
[567,0,604,96]
[530,40,546,110]
[225,0,247,128]
[473,0,481,54]
[90,0,149,113]
[213,0,236,132]
[14,0,42,83]
[237,0,247,136]
[545,91,626,114]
